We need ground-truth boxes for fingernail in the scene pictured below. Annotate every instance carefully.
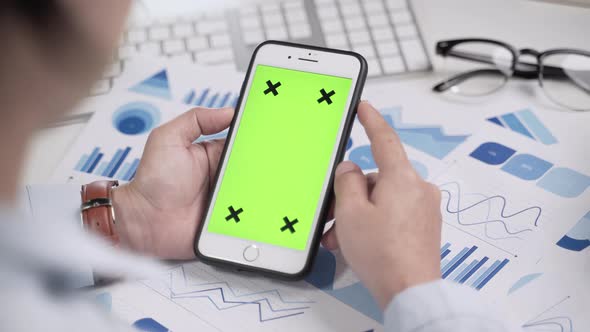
[336,161,357,175]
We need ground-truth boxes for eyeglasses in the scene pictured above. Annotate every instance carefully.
[432,38,590,112]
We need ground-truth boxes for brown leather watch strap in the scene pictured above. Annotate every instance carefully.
[81,180,119,244]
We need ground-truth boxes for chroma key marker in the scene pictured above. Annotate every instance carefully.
[263,80,281,96]
[317,88,335,105]
[225,205,244,223]
[280,216,299,233]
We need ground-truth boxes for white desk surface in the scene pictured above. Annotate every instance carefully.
[21,0,590,184]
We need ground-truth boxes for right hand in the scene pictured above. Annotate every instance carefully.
[321,101,442,309]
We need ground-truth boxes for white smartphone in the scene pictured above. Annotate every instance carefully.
[195,41,367,279]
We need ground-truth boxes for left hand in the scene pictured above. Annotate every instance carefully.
[112,107,234,259]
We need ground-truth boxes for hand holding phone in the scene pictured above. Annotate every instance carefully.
[195,41,367,278]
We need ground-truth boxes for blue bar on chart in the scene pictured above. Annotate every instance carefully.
[439,242,509,291]
[182,89,238,108]
[73,146,139,181]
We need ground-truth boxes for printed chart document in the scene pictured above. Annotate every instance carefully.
[51,61,590,331]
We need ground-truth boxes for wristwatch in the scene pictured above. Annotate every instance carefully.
[80,180,120,245]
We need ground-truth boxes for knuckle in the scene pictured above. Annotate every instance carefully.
[396,166,419,183]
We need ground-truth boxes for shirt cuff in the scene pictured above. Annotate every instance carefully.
[384,279,515,332]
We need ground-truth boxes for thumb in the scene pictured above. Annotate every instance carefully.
[155,107,234,146]
[333,161,368,209]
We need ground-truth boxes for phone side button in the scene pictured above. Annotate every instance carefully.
[243,245,259,262]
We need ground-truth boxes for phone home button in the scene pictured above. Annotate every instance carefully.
[243,245,259,262]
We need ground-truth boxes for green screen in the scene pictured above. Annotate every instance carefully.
[207,64,352,250]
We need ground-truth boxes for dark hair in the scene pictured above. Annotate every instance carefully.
[1,0,69,45]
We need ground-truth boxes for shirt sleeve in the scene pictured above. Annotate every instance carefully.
[19,184,95,288]
[384,280,520,332]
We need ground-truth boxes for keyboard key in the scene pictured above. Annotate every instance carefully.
[371,26,395,41]
[91,79,111,95]
[348,30,370,46]
[211,33,232,48]
[367,13,389,28]
[138,42,162,56]
[400,39,429,70]
[127,29,147,43]
[243,29,265,45]
[353,44,376,58]
[340,2,362,17]
[163,39,185,54]
[267,25,288,40]
[169,53,193,63]
[395,24,418,39]
[381,56,405,74]
[363,1,385,13]
[288,23,312,39]
[196,20,227,34]
[314,0,335,5]
[238,6,258,17]
[325,33,348,48]
[104,63,121,78]
[240,16,261,29]
[118,45,138,59]
[284,0,305,10]
[195,48,234,64]
[260,2,280,13]
[285,9,307,24]
[173,23,194,37]
[366,58,382,77]
[386,0,408,10]
[344,17,366,31]
[187,36,209,50]
[376,39,399,56]
[390,11,413,25]
[316,4,339,20]
[262,11,284,27]
[320,19,344,34]
[150,26,171,40]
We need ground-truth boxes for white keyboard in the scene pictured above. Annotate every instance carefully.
[93,0,431,95]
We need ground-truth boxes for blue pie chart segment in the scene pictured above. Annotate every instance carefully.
[112,102,160,135]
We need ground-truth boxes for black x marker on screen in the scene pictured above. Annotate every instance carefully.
[317,88,335,105]
[264,80,281,96]
[280,216,299,233]
[225,205,244,223]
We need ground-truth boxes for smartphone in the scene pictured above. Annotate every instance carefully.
[195,41,367,279]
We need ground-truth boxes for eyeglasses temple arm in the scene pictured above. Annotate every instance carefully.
[432,68,506,93]
[443,49,570,80]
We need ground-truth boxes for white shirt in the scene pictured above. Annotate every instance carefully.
[0,184,518,331]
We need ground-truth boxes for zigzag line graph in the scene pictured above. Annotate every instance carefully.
[439,182,542,241]
[381,107,470,160]
[141,265,313,323]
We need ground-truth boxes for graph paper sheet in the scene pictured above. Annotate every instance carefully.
[53,60,590,331]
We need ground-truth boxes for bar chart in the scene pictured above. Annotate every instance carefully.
[182,88,239,108]
[440,242,510,291]
[74,146,140,181]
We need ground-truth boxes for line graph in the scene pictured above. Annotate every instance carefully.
[141,263,313,323]
[522,296,573,332]
[440,181,541,235]
[438,181,543,256]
